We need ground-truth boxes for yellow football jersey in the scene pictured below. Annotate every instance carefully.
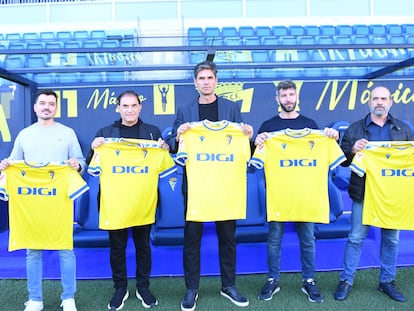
[250,128,346,223]
[88,138,176,229]
[351,141,414,230]
[0,161,89,251]
[176,120,251,221]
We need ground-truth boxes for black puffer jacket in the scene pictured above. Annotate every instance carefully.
[341,113,414,202]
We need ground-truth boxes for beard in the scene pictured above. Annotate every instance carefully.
[370,105,390,116]
[280,102,296,113]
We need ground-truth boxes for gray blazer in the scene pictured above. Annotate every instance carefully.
[166,96,243,153]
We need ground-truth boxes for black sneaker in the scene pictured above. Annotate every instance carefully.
[378,281,406,302]
[136,287,158,308]
[258,278,280,301]
[220,286,249,307]
[108,288,129,310]
[301,279,324,303]
[181,289,198,311]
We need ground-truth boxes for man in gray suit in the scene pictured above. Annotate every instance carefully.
[166,61,253,311]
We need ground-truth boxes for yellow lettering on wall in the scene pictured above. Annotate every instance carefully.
[63,90,78,117]
[86,88,114,109]
[393,82,414,104]
[0,105,11,142]
[316,80,358,110]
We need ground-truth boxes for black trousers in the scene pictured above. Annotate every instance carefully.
[183,220,237,290]
[108,224,152,289]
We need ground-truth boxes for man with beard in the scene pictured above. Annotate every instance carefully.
[333,86,413,303]
[255,80,338,304]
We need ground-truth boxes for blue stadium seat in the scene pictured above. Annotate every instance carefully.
[330,120,351,190]
[106,72,126,82]
[22,32,38,42]
[221,26,237,37]
[106,29,124,41]
[224,36,242,46]
[279,36,296,45]
[305,25,320,36]
[256,68,279,78]
[335,35,352,45]
[33,73,56,84]
[45,41,64,49]
[8,42,27,50]
[90,29,107,40]
[407,35,414,44]
[353,35,370,44]
[204,27,220,38]
[272,25,288,36]
[27,55,47,68]
[303,68,324,77]
[217,70,234,79]
[291,50,310,62]
[56,31,72,41]
[6,33,22,41]
[101,40,119,48]
[73,174,109,247]
[251,50,270,63]
[386,24,403,35]
[82,40,101,48]
[120,40,135,47]
[189,51,205,64]
[187,27,203,37]
[370,35,387,44]
[353,24,370,35]
[297,36,316,45]
[388,35,406,44]
[320,25,336,36]
[123,29,136,41]
[235,167,268,243]
[73,30,90,41]
[73,54,91,66]
[206,37,224,46]
[336,25,353,35]
[235,69,256,78]
[238,26,255,37]
[261,36,278,45]
[188,37,205,46]
[63,41,82,49]
[317,36,334,44]
[288,25,305,36]
[4,55,25,68]
[81,72,105,83]
[402,23,414,35]
[243,36,261,45]
[255,26,272,37]
[39,31,55,41]
[27,42,45,49]
[150,166,185,245]
[370,24,386,35]
[56,73,81,83]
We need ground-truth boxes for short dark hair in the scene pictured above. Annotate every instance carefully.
[116,90,141,105]
[276,80,297,95]
[36,89,58,101]
[194,61,217,78]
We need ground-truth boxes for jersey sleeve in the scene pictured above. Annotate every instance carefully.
[0,173,8,201]
[350,151,366,177]
[327,138,347,171]
[175,135,189,166]
[159,150,177,178]
[67,170,90,200]
[87,149,102,176]
[249,143,265,169]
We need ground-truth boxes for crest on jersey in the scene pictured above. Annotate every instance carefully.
[168,177,177,191]
[226,135,233,145]
[49,171,55,179]
[309,140,315,150]
[199,136,205,142]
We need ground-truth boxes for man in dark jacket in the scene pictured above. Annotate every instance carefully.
[334,86,414,303]
[166,61,253,311]
[89,90,169,310]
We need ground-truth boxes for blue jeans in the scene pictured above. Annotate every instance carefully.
[267,221,315,281]
[26,249,76,301]
[340,200,400,285]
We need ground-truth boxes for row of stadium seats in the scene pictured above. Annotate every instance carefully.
[188,24,414,38]
[188,34,414,46]
[2,39,135,50]
[0,29,137,42]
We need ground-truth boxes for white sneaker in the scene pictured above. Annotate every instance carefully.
[24,300,44,311]
[60,298,77,311]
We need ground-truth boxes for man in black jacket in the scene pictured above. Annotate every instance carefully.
[166,61,253,311]
[334,86,414,303]
[89,90,169,310]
